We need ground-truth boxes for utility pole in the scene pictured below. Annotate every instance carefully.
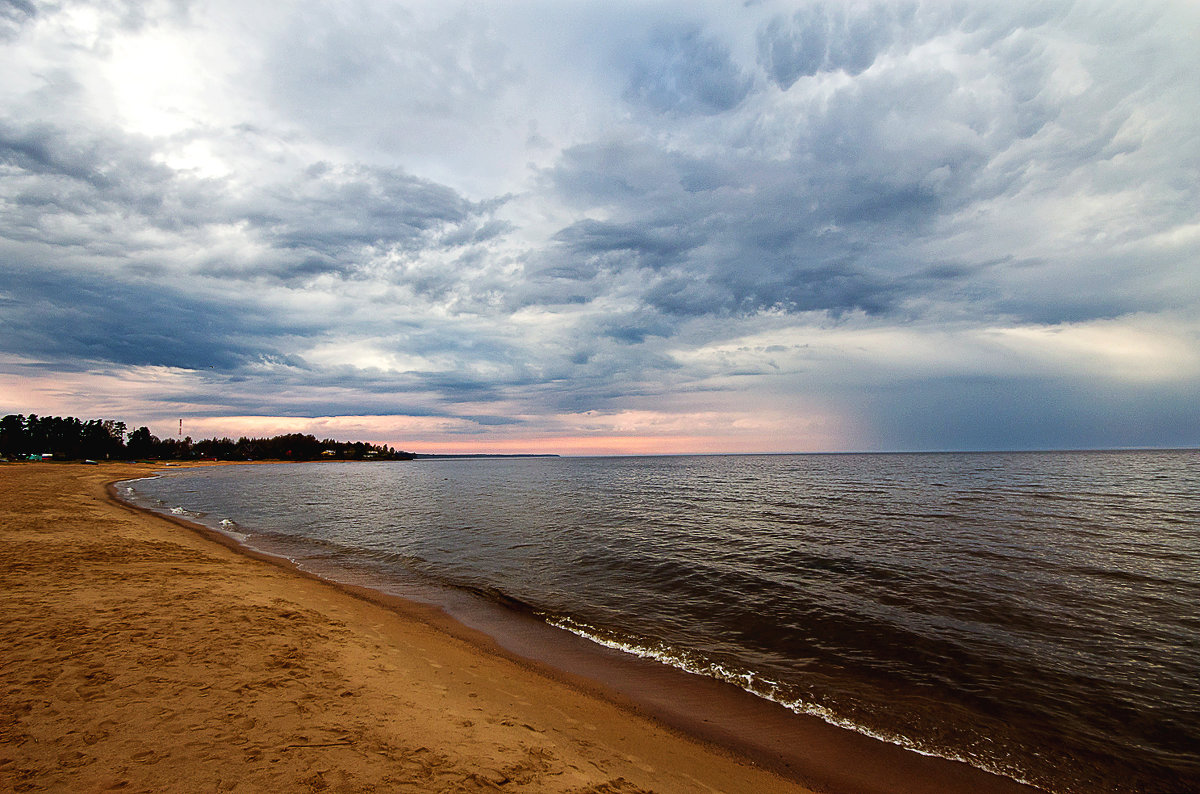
[179,418,182,437]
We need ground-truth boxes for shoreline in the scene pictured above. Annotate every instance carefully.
[4,462,1037,792]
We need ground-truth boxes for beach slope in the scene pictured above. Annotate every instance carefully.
[0,462,813,792]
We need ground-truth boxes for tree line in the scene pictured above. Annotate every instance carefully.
[0,414,414,461]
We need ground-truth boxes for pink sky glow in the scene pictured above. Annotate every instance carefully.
[0,362,851,455]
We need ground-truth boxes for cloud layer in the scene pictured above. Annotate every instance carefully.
[2,0,1197,452]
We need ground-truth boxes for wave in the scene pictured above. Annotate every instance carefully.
[540,613,1037,790]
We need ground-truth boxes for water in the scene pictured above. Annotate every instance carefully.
[122,451,1200,793]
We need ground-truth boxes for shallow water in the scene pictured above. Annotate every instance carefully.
[124,451,1200,792]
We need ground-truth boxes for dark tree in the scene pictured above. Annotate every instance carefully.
[0,414,28,457]
[2,413,412,461]
[126,426,159,459]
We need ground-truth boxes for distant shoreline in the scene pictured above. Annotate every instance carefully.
[412,453,561,460]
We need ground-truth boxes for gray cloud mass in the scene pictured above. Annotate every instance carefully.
[0,0,1196,451]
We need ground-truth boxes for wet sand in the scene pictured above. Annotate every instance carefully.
[0,462,815,792]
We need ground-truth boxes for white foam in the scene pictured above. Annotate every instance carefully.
[541,614,1033,788]
[212,518,252,543]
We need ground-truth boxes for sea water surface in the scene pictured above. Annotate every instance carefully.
[122,451,1200,792]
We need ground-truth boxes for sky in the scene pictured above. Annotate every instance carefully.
[1,0,1197,454]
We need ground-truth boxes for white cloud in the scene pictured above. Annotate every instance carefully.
[983,318,1200,382]
[675,314,1200,384]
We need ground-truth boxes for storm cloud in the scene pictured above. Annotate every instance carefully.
[1,0,1196,452]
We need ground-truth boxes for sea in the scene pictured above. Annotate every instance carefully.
[120,451,1200,793]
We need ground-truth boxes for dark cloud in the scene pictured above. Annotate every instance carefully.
[461,414,524,427]
[552,219,702,271]
[0,0,36,41]
[541,127,964,323]
[539,3,1182,333]
[126,374,456,420]
[0,120,174,205]
[224,163,480,281]
[269,165,474,249]
[0,0,35,19]
[0,262,307,370]
[0,118,495,287]
[758,3,912,88]
[712,259,905,317]
[0,0,195,44]
[624,26,752,115]
[548,141,691,206]
[593,308,675,345]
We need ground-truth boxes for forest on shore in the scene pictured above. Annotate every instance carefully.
[0,414,413,461]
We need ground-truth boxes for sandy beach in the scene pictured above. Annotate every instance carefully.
[0,461,818,792]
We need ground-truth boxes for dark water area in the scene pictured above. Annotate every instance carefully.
[122,451,1200,793]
